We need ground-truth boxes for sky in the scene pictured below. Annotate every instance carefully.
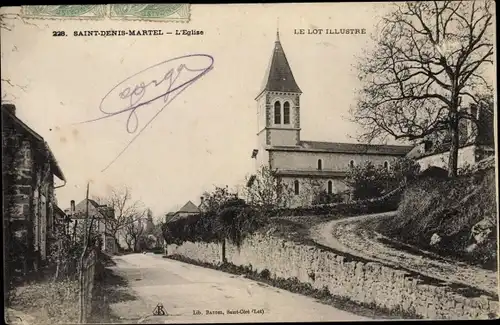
[2,3,401,216]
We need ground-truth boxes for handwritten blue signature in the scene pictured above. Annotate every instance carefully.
[77,54,214,172]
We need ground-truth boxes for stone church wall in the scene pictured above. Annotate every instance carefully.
[167,233,499,320]
[271,150,396,172]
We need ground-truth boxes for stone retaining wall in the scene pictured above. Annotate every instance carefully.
[167,233,499,320]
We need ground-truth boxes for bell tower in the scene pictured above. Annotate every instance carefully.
[253,29,302,170]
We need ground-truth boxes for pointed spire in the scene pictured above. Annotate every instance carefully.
[258,27,302,96]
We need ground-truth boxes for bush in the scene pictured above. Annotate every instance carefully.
[312,190,344,205]
[268,186,402,217]
[377,167,497,268]
[163,205,268,247]
[345,157,420,200]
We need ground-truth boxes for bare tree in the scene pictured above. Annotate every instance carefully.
[351,1,494,177]
[92,186,145,251]
[123,216,144,252]
[1,11,43,101]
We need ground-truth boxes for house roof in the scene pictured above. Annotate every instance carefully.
[177,200,200,214]
[257,31,301,98]
[268,140,413,156]
[1,104,66,181]
[54,205,67,217]
[408,140,494,160]
[71,198,110,219]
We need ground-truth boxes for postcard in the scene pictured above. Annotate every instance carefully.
[1,2,497,324]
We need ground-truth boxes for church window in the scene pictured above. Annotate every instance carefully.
[294,180,300,195]
[349,160,355,168]
[384,161,389,170]
[283,102,290,124]
[274,101,281,124]
[327,180,333,194]
[317,159,322,170]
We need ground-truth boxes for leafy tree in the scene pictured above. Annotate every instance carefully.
[351,1,494,177]
[345,158,421,200]
[199,186,239,216]
[345,162,392,200]
[312,190,344,205]
[242,166,293,211]
[389,156,421,185]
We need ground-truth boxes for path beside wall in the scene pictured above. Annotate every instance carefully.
[167,233,499,320]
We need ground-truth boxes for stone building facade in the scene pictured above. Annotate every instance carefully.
[66,198,116,254]
[2,103,66,276]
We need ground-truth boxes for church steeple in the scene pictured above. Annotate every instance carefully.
[254,28,302,155]
[258,30,302,97]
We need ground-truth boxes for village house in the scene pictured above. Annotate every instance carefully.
[2,103,67,276]
[408,102,495,171]
[165,200,201,223]
[65,198,117,254]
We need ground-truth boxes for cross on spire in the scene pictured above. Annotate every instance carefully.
[276,17,280,42]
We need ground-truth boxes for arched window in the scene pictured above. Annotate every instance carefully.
[294,180,300,195]
[274,101,281,124]
[383,161,389,170]
[327,180,333,194]
[349,160,355,168]
[283,102,290,124]
[317,159,322,170]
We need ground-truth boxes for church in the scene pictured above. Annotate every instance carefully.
[248,31,414,206]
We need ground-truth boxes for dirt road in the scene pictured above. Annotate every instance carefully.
[309,211,497,297]
[100,253,369,323]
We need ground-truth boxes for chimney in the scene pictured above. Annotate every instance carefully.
[2,103,16,116]
[70,200,75,213]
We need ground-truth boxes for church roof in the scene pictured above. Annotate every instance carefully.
[268,140,413,156]
[258,31,301,97]
[276,169,348,178]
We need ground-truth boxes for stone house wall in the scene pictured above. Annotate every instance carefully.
[166,233,499,320]
[2,112,56,273]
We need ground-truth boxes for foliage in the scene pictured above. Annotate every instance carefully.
[47,214,101,281]
[164,187,268,248]
[267,191,402,218]
[312,190,344,205]
[345,161,393,200]
[389,156,421,185]
[8,278,80,325]
[376,166,497,268]
[344,157,420,200]
[351,0,494,177]
[242,166,294,211]
[200,185,239,215]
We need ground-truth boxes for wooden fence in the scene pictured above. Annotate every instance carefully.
[79,248,97,323]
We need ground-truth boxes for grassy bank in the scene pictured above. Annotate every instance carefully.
[166,254,423,320]
[7,278,80,325]
[372,167,497,270]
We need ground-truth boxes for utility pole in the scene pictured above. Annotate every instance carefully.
[79,182,90,323]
